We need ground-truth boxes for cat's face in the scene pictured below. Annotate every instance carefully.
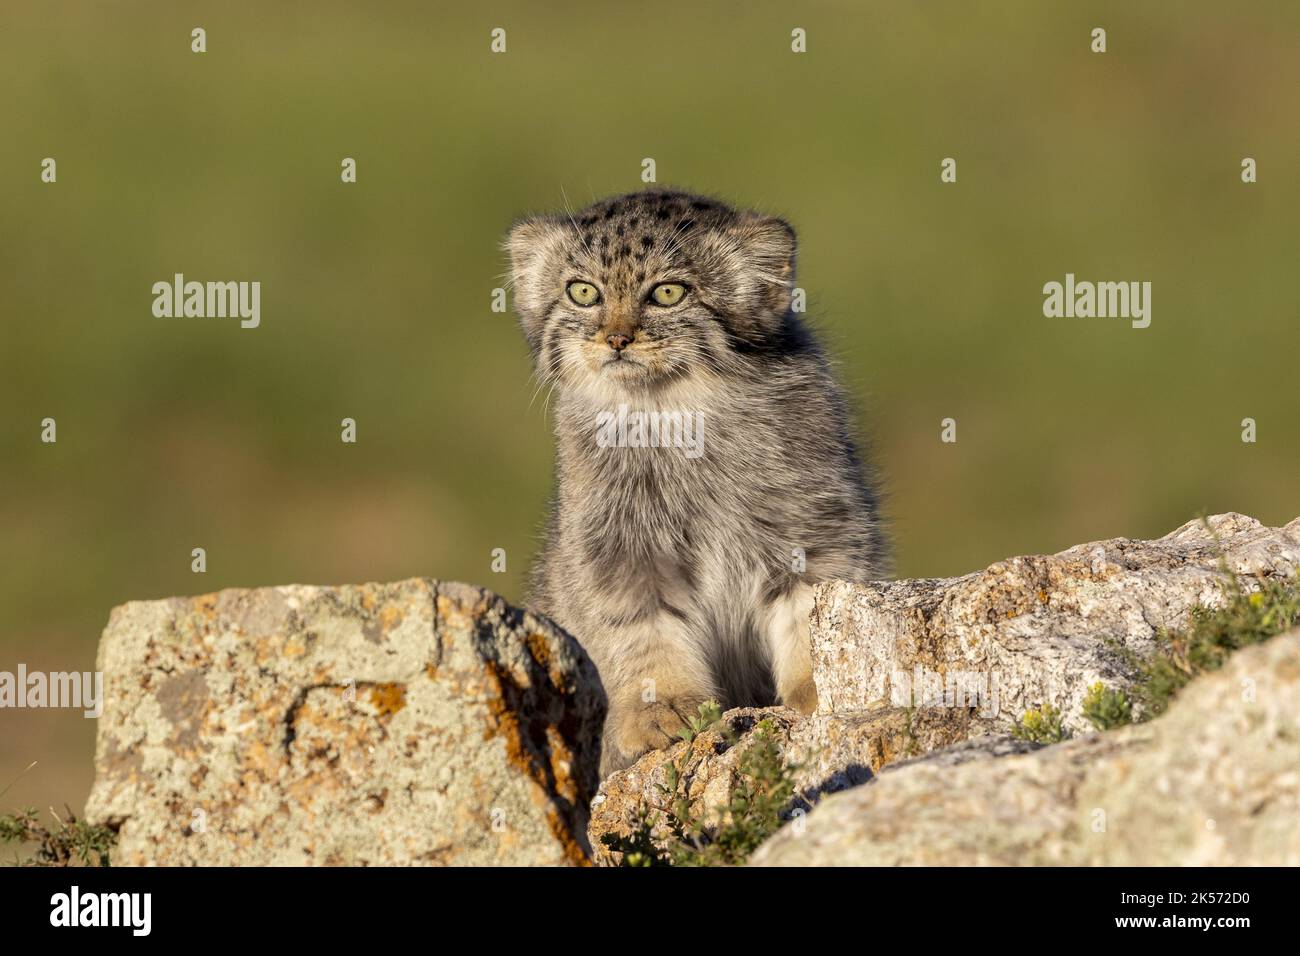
[507,190,796,397]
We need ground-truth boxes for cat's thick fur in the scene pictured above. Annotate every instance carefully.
[507,189,886,775]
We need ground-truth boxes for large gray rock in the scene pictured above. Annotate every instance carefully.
[85,579,605,866]
[811,513,1300,735]
[752,627,1300,866]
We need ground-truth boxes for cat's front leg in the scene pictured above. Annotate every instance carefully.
[592,610,718,777]
[763,581,819,714]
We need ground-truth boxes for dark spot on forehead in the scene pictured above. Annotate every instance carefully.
[655,207,671,221]
[619,244,631,258]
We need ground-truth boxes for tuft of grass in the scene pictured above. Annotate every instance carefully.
[1082,681,1133,731]
[601,706,799,867]
[1132,575,1299,721]
[1011,704,1068,744]
[0,806,116,867]
[1027,567,1299,742]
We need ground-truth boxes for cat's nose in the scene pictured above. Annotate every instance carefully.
[606,332,634,352]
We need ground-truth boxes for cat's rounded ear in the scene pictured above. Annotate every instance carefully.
[708,212,797,342]
[503,215,569,346]
[734,213,796,314]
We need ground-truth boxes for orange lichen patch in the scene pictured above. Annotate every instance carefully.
[287,690,378,756]
[379,604,404,634]
[243,739,280,778]
[424,662,438,679]
[195,594,219,622]
[284,639,308,658]
[369,683,407,717]
[524,632,553,670]
[523,631,571,691]
[1037,588,1050,604]
[480,660,591,867]
[435,593,471,631]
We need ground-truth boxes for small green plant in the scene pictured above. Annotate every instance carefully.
[1082,681,1133,730]
[601,714,800,867]
[1133,575,1299,721]
[675,699,724,744]
[668,718,796,866]
[1011,703,1068,744]
[0,806,116,867]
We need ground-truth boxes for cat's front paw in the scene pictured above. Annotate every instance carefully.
[600,697,707,777]
[781,676,819,715]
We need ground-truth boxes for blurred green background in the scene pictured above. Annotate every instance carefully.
[2,1,1297,825]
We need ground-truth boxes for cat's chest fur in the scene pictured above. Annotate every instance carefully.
[553,389,790,598]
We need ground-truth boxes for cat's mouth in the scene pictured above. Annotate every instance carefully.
[599,347,650,371]
[596,351,662,388]
[586,343,685,388]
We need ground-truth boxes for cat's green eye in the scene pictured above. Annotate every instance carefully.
[650,283,687,306]
[566,281,601,307]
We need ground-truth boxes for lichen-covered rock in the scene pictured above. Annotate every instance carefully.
[811,513,1300,735]
[587,705,985,864]
[580,711,775,866]
[85,579,605,866]
[588,707,799,866]
[752,627,1300,866]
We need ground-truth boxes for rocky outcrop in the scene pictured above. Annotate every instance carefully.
[85,579,605,866]
[589,513,1299,862]
[82,513,1298,867]
[751,626,1300,866]
[811,512,1300,734]
[587,706,988,865]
